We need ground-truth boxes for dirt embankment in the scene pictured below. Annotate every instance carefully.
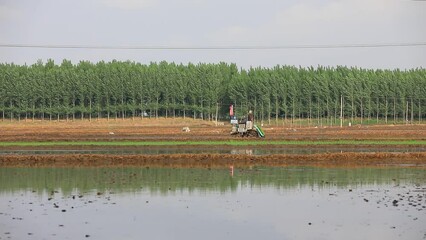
[0,119,425,141]
[1,119,426,168]
[1,153,426,168]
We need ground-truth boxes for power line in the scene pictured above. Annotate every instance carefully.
[0,42,425,50]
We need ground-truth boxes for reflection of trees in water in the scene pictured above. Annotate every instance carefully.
[0,167,424,195]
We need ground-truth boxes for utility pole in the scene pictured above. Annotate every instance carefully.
[215,102,219,126]
[340,95,343,128]
[406,101,409,124]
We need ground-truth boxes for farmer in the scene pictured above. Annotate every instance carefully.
[248,110,253,122]
[246,110,254,129]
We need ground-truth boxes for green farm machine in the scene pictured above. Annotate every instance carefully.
[229,108,265,138]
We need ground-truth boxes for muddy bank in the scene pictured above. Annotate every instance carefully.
[0,144,424,151]
[1,152,426,168]
[1,120,425,141]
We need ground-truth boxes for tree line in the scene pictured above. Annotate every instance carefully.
[0,59,425,125]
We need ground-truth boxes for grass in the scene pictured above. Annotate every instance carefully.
[0,140,425,147]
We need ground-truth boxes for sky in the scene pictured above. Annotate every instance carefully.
[0,0,425,69]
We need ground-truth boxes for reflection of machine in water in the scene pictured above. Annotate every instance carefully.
[230,149,254,155]
[230,108,265,138]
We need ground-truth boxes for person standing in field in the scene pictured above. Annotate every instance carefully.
[247,110,254,129]
[248,110,253,122]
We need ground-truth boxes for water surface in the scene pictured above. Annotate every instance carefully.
[0,167,425,240]
[1,145,425,155]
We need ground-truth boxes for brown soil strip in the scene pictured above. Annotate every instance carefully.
[1,153,426,168]
[1,120,425,142]
[0,144,424,151]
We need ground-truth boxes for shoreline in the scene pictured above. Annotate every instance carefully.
[1,152,426,168]
[0,140,425,147]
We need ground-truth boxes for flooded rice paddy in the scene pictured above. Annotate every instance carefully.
[0,167,425,240]
[1,145,425,156]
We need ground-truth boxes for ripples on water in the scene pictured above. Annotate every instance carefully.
[0,167,425,240]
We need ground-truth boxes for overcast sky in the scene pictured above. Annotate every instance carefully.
[0,0,425,69]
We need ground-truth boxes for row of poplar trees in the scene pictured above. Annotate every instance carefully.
[1,59,425,125]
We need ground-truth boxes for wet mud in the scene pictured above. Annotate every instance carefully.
[1,152,426,168]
